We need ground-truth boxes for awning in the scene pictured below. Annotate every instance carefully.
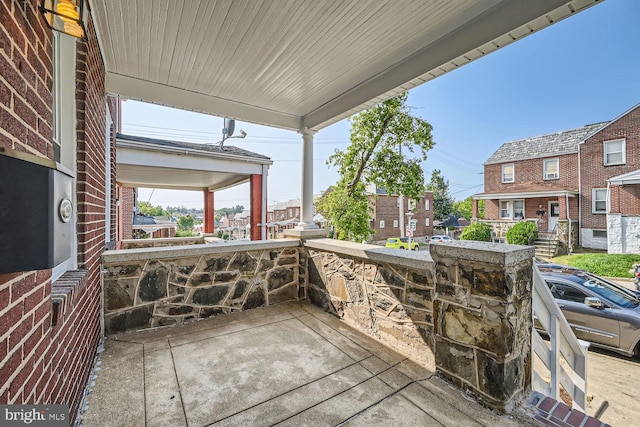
[609,169,640,185]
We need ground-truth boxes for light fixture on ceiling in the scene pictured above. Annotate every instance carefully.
[39,0,88,41]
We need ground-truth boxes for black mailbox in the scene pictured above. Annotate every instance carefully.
[0,149,75,273]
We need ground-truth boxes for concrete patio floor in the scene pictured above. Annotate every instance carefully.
[81,302,538,427]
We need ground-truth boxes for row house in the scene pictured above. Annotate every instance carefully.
[367,186,434,241]
[473,103,640,254]
[268,199,301,238]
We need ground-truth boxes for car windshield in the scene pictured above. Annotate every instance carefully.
[386,239,397,243]
[576,273,639,308]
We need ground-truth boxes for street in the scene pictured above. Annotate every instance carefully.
[585,347,640,426]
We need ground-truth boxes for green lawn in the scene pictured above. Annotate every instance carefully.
[550,250,640,278]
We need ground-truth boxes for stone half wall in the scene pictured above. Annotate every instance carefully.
[101,241,304,335]
[607,214,640,254]
[119,236,205,249]
[304,239,534,413]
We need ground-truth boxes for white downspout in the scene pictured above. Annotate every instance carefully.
[577,144,582,247]
[565,192,572,254]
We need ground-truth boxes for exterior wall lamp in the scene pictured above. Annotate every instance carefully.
[536,204,546,217]
[39,0,88,41]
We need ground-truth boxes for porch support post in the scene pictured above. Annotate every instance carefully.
[250,174,263,240]
[472,199,479,219]
[204,190,215,233]
[296,128,318,230]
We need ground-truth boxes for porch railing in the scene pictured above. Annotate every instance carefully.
[532,265,588,412]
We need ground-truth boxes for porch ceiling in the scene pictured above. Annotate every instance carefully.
[91,0,600,131]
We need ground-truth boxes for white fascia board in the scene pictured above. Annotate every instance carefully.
[474,190,579,200]
[117,147,265,175]
[106,72,302,131]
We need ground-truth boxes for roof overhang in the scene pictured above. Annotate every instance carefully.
[609,169,640,186]
[473,190,579,200]
[91,0,601,131]
[116,134,271,191]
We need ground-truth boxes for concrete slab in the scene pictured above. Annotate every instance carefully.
[82,341,145,427]
[342,393,439,426]
[172,317,356,426]
[144,348,187,427]
[296,313,372,361]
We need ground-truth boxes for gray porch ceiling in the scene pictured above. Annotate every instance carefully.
[91,0,600,132]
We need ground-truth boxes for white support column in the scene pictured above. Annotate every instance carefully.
[261,164,268,240]
[296,128,318,230]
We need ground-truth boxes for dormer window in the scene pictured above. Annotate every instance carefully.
[502,164,514,183]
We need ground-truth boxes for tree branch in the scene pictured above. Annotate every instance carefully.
[346,114,391,195]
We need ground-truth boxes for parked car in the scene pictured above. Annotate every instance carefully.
[538,268,640,358]
[429,235,452,243]
[385,237,419,250]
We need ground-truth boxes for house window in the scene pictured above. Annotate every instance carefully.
[592,189,607,213]
[295,208,299,217]
[543,159,559,180]
[288,208,292,217]
[502,164,514,183]
[425,199,430,210]
[604,139,625,165]
[592,230,607,238]
[408,199,416,211]
[425,218,429,226]
[393,220,398,228]
[499,200,524,219]
[380,220,385,229]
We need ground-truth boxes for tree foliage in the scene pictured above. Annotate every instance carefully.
[317,93,434,241]
[459,222,492,242]
[138,201,166,217]
[506,221,538,245]
[426,170,454,221]
[452,196,484,219]
[177,215,194,235]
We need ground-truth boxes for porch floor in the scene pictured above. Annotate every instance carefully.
[81,302,536,427]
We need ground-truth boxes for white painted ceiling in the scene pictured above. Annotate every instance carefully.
[91,0,601,132]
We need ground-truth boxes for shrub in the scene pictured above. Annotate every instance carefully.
[459,222,491,242]
[506,221,538,245]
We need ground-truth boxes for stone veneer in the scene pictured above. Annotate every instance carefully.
[304,238,534,413]
[119,236,205,249]
[101,240,304,334]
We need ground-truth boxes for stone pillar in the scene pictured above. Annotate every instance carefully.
[118,185,135,241]
[204,190,214,233]
[430,241,534,413]
[296,128,318,230]
[250,174,263,240]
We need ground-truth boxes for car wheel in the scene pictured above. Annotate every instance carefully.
[413,246,419,251]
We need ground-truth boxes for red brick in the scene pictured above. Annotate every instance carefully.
[9,316,33,349]
[584,416,605,427]
[551,402,570,420]
[0,303,23,337]
[566,410,585,426]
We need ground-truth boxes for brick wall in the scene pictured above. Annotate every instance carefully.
[580,105,640,231]
[0,2,111,423]
[117,185,135,240]
[484,153,579,194]
[369,192,433,240]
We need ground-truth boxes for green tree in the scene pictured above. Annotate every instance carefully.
[176,215,194,236]
[459,222,492,241]
[452,196,484,219]
[138,201,166,217]
[426,170,453,221]
[317,93,434,241]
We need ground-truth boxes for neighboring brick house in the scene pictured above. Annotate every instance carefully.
[268,199,301,238]
[1,1,117,423]
[368,187,434,241]
[474,103,640,253]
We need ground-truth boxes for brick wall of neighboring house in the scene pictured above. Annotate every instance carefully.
[580,105,640,231]
[0,2,111,424]
[370,193,433,240]
[118,185,135,240]
[484,153,579,194]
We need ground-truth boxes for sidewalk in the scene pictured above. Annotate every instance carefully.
[80,302,540,426]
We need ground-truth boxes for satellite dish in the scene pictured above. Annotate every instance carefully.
[224,118,235,137]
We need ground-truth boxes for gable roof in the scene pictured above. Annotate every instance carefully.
[484,122,608,165]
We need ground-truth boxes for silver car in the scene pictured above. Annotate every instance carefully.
[540,269,640,358]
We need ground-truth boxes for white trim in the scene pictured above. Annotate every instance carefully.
[603,139,626,166]
[501,163,514,183]
[499,199,524,220]
[592,188,607,214]
[474,190,578,200]
[380,220,385,229]
[105,109,112,243]
[543,158,559,180]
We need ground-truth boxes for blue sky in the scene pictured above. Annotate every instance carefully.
[125,0,640,210]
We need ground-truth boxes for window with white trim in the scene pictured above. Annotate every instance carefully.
[543,158,559,180]
[604,139,625,165]
[592,189,607,213]
[502,164,514,183]
[393,219,398,228]
[425,199,430,210]
[499,200,524,219]
[425,218,429,226]
[380,220,385,229]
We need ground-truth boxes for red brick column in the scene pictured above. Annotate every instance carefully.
[472,199,479,219]
[609,185,620,213]
[250,174,263,240]
[118,185,135,240]
[204,190,215,233]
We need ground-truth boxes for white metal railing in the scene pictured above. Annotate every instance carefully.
[531,265,589,412]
